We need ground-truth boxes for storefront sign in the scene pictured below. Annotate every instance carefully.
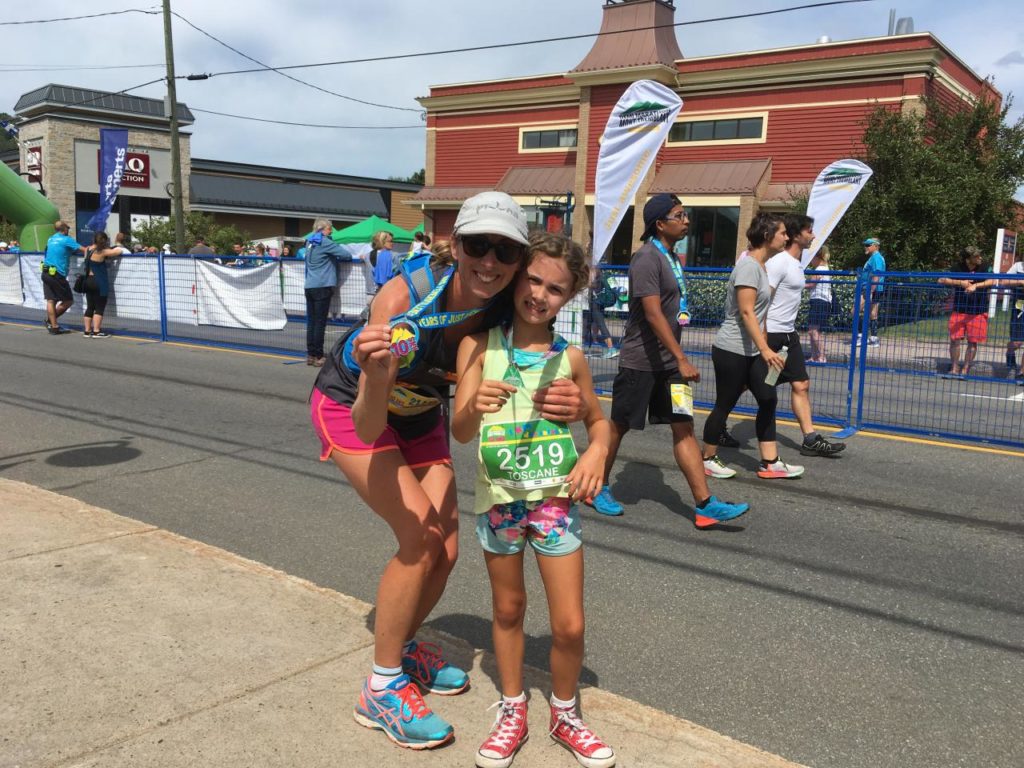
[96,149,150,188]
[26,146,42,184]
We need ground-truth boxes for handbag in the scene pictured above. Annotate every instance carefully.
[73,253,93,293]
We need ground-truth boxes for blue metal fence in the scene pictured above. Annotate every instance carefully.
[1,252,1021,447]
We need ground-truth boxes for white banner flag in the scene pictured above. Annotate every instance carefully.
[593,80,682,265]
[802,159,873,266]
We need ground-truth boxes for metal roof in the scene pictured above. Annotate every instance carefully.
[497,166,576,195]
[14,84,193,123]
[190,173,386,218]
[650,159,771,196]
[190,158,422,192]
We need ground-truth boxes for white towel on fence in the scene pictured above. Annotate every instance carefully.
[195,261,286,330]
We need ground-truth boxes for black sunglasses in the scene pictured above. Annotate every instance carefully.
[459,234,525,265]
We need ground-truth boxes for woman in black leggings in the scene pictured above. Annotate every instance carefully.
[702,213,804,480]
[83,232,122,338]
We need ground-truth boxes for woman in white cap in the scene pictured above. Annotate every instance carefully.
[309,192,584,750]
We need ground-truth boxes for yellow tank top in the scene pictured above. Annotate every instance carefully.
[474,326,577,514]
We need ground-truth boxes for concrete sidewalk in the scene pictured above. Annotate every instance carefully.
[0,479,804,768]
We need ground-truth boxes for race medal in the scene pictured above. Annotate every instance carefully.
[502,363,525,388]
[677,311,691,327]
[388,320,420,367]
[480,419,579,490]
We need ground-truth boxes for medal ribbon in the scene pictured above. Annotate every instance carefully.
[650,238,690,325]
[395,267,490,331]
[499,324,569,386]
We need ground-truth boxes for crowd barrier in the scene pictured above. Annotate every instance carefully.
[1,252,1021,448]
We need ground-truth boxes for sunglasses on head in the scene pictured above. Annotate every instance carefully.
[459,234,525,265]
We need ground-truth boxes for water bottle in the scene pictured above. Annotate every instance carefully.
[764,345,788,385]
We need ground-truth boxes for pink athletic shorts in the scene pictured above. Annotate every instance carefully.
[310,388,451,468]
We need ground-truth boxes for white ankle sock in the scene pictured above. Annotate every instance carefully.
[370,664,403,691]
[550,693,576,710]
[503,691,527,705]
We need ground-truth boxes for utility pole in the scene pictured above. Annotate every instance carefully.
[162,0,186,254]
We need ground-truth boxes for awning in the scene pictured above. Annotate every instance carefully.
[762,182,812,206]
[407,186,490,205]
[650,159,771,196]
[496,165,575,196]
[190,173,386,218]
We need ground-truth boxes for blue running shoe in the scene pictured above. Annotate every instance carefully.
[694,496,749,529]
[353,674,454,749]
[402,640,469,695]
[589,485,624,516]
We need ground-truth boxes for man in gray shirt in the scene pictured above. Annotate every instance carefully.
[588,194,749,529]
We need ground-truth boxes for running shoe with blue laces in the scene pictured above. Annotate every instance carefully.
[588,485,624,516]
[402,640,469,695]
[353,674,454,749]
[694,496,749,529]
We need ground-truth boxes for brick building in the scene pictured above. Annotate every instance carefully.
[5,84,421,245]
[410,0,997,265]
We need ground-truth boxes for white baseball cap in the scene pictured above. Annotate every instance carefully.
[453,191,529,246]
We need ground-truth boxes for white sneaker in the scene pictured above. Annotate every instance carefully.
[703,456,737,479]
[757,459,805,479]
[867,336,880,346]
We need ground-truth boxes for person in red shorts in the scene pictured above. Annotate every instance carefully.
[938,246,997,378]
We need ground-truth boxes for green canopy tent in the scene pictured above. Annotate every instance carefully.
[302,215,417,244]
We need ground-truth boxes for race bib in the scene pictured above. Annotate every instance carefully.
[480,419,578,490]
[387,385,441,416]
[670,383,693,417]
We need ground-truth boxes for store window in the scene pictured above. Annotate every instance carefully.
[520,127,577,151]
[681,207,739,267]
[668,115,765,144]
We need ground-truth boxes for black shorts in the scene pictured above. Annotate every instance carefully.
[610,366,692,429]
[1010,308,1024,343]
[41,270,73,303]
[808,298,831,329]
[766,331,809,384]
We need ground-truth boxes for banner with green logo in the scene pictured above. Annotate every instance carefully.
[802,159,874,266]
[593,80,682,265]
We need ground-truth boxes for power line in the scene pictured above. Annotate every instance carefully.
[169,10,420,113]
[190,107,423,129]
[0,63,163,72]
[0,8,155,26]
[193,0,874,79]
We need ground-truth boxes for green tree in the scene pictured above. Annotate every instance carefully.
[829,96,1024,271]
[389,168,425,185]
[131,211,249,255]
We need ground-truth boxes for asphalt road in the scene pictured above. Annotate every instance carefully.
[1,320,1021,768]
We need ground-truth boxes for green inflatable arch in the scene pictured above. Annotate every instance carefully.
[0,162,60,250]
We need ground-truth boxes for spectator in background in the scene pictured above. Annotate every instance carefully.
[281,244,293,259]
[82,232,123,338]
[806,246,833,363]
[422,234,432,252]
[254,242,268,264]
[161,243,172,256]
[188,236,214,256]
[1003,254,1024,384]
[42,220,86,335]
[410,230,427,255]
[113,232,132,256]
[304,218,352,366]
[859,237,886,346]
[0,241,8,251]
[938,246,996,378]
[583,262,618,358]
[370,230,395,291]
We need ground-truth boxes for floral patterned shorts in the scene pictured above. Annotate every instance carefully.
[476,497,582,557]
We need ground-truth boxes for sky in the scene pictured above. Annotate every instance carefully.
[2,0,1023,187]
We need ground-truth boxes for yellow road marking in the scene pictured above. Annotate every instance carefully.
[596,394,1024,457]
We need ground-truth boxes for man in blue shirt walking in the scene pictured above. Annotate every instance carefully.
[42,220,86,335]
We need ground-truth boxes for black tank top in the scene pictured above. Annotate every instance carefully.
[314,266,511,438]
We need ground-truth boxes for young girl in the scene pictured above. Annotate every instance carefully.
[453,232,616,768]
